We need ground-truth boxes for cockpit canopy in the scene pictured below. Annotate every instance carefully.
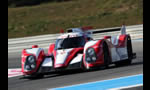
[55,36,86,50]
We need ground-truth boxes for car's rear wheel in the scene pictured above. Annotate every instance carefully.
[124,36,133,65]
[115,37,132,67]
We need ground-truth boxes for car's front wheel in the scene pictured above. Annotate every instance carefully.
[103,42,111,68]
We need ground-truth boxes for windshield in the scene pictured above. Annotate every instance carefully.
[55,36,86,50]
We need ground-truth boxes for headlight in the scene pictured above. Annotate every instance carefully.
[24,55,36,71]
[25,65,30,70]
[87,48,95,56]
[28,55,35,63]
[92,56,96,61]
[86,48,97,62]
[86,57,91,62]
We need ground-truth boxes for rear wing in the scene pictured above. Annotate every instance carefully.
[67,26,93,33]
[66,25,126,35]
[92,25,126,35]
[66,26,93,37]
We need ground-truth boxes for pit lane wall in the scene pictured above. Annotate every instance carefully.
[8,24,143,53]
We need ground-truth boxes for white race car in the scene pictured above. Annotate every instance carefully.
[21,26,136,78]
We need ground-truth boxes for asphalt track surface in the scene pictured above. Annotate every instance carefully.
[122,86,143,90]
[8,40,143,90]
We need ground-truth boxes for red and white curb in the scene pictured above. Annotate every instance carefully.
[8,68,23,78]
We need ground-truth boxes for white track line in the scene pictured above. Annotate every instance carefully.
[109,84,143,90]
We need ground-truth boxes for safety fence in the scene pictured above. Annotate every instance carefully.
[8,24,143,53]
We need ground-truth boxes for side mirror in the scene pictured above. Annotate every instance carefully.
[32,45,38,48]
[48,43,55,55]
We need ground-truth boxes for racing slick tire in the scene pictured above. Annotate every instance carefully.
[32,74,44,79]
[23,73,44,79]
[115,37,132,67]
[124,36,133,65]
[103,42,111,68]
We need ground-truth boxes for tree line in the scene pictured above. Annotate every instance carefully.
[8,0,71,7]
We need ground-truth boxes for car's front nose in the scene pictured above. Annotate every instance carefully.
[54,49,71,68]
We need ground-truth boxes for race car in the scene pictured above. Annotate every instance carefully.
[21,25,136,78]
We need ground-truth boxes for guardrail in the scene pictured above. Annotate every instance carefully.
[8,24,143,53]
